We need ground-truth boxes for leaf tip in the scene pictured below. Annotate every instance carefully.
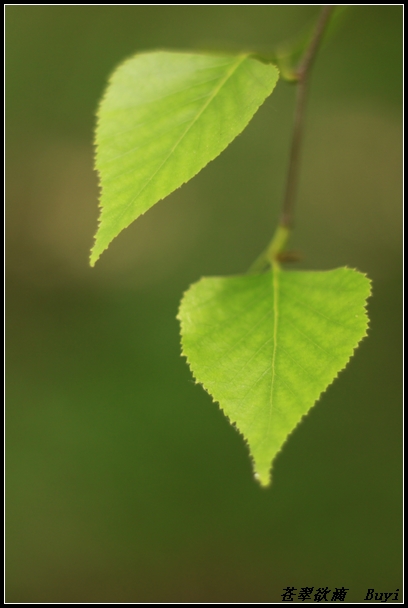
[89,229,104,267]
[254,471,272,488]
[89,252,98,268]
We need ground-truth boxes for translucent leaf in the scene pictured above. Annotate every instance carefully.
[91,52,279,265]
[178,267,371,486]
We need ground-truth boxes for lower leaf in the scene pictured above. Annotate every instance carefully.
[178,266,371,486]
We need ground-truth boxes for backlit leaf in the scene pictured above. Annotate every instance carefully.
[91,52,279,265]
[178,266,370,486]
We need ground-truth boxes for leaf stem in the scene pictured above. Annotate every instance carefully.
[281,4,334,228]
[250,6,335,272]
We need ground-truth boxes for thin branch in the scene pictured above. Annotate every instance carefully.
[280,5,335,229]
[249,6,335,273]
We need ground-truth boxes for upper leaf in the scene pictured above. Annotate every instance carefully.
[178,266,371,486]
[91,52,279,265]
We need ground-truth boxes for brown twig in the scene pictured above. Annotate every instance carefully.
[280,5,335,229]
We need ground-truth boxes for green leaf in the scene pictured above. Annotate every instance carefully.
[91,52,279,265]
[178,266,370,486]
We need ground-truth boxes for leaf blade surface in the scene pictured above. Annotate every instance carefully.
[178,267,370,486]
[91,52,279,265]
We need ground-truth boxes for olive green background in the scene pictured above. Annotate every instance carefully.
[6,6,402,603]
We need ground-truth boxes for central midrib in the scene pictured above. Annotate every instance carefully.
[101,55,247,229]
[268,263,280,435]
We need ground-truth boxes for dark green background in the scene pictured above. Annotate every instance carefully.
[6,6,402,603]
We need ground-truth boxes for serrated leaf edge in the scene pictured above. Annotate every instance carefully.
[90,51,279,266]
[177,267,371,488]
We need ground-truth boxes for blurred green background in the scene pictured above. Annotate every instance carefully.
[6,6,402,603]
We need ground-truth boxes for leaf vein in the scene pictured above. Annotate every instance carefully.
[267,264,279,436]
[100,55,248,227]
